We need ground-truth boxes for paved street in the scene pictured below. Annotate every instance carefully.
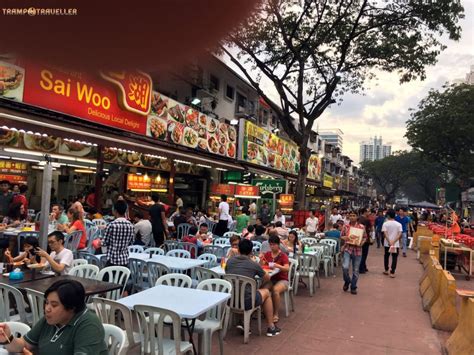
[217,247,448,354]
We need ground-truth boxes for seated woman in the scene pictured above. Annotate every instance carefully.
[4,236,41,265]
[57,208,87,250]
[226,234,241,259]
[1,202,25,229]
[260,234,290,324]
[0,279,108,354]
[281,230,302,258]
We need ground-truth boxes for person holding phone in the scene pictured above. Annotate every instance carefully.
[4,236,41,265]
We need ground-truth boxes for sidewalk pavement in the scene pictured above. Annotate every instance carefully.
[216,246,447,354]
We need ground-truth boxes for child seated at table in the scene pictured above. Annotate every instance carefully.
[4,236,41,265]
[181,226,203,258]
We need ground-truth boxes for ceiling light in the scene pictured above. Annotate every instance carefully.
[216,167,228,171]
[4,148,45,157]
[272,128,280,133]
[174,159,192,165]
[31,165,56,171]
[197,164,211,169]
[191,98,201,105]
[74,169,95,174]
[230,119,239,126]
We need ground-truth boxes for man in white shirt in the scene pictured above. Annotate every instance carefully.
[381,209,403,277]
[305,210,319,237]
[273,209,286,225]
[329,207,343,225]
[36,231,74,275]
[133,211,153,246]
[215,194,230,236]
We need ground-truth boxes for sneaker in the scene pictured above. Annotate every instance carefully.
[390,273,396,278]
[383,271,389,275]
[403,253,407,257]
[350,289,357,295]
[236,325,251,335]
[343,283,349,292]
[266,326,281,337]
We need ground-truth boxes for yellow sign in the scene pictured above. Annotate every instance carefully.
[323,173,334,188]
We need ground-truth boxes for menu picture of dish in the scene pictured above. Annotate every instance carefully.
[0,61,25,102]
[147,116,167,140]
[58,141,92,157]
[183,127,198,148]
[169,121,184,144]
[151,92,168,118]
[23,135,60,152]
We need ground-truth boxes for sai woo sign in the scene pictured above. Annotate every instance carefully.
[22,62,151,135]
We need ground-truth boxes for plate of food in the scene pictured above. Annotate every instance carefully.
[41,270,55,275]
[127,152,141,165]
[168,103,185,123]
[185,107,199,128]
[59,141,92,156]
[197,137,208,151]
[24,135,59,152]
[208,135,219,154]
[0,129,19,146]
[151,92,168,117]
[0,61,25,101]
[207,118,218,133]
[228,126,237,143]
[199,114,208,128]
[218,132,227,146]
[168,121,184,144]
[198,126,207,138]
[227,142,236,158]
[218,123,228,138]
[218,144,226,156]
[247,142,258,160]
[102,147,118,161]
[147,116,167,140]
[140,155,161,167]
[183,127,198,148]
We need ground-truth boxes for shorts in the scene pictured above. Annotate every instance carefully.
[273,280,289,290]
[244,290,262,311]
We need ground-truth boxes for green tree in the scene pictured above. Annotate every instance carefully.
[221,0,463,209]
[406,83,474,187]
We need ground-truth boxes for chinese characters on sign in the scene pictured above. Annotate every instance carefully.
[127,174,152,190]
[0,174,27,184]
[0,161,28,174]
[279,194,294,206]
[235,185,259,198]
[210,184,236,196]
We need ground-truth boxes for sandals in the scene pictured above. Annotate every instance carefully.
[273,316,279,323]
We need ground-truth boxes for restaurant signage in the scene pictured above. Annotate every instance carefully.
[235,185,260,198]
[0,161,27,174]
[323,173,334,189]
[127,174,152,190]
[307,155,321,181]
[0,59,235,159]
[252,179,286,195]
[279,194,294,206]
[0,174,27,184]
[210,183,235,196]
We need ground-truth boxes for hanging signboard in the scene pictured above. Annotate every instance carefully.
[252,179,286,195]
[323,173,334,189]
[210,183,236,196]
[279,194,294,206]
[235,185,260,198]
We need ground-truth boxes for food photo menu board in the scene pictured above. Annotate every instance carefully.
[146,92,237,158]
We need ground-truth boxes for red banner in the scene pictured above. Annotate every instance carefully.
[22,62,147,135]
[235,185,259,197]
[210,183,235,196]
[0,174,27,184]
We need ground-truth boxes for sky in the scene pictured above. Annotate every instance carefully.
[317,0,474,164]
[227,0,474,165]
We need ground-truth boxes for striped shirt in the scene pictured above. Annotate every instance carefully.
[341,223,367,256]
[103,217,134,266]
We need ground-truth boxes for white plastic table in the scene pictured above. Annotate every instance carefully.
[150,255,207,271]
[118,285,230,354]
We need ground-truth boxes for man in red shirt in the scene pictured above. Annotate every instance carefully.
[12,185,28,219]
[341,210,367,294]
[261,234,289,324]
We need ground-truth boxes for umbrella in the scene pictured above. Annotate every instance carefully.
[409,201,441,209]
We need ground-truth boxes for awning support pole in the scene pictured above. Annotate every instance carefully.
[39,155,52,249]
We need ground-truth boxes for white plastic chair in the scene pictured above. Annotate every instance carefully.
[134,305,193,355]
[294,253,319,297]
[197,253,217,268]
[177,223,192,239]
[103,323,128,355]
[320,238,340,267]
[71,259,88,268]
[223,231,240,238]
[93,218,108,229]
[195,279,232,355]
[214,238,230,246]
[0,283,28,323]
[69,264,100,279]
[96,266,131,300]
[5,321,31,338]
[283,258,298,317]
[195,267,220,284]
[128,258,148,292]
[203,245,226,258]
[301,237,318,246]
[128,245,144,253]
[155,273,192,288]
[77,251,103,268]
[223,274,261,344]
[65,230,83,251]
[165,249,191,259]
[313,244,334,277]
[146,261,171,287]
[145,247,165,257]
[24,288,44,325]
[93,297,139,348]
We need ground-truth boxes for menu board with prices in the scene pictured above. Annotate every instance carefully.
[127,174,152,190]
[0,174,27,184]
[0,161,28,174]
[210,183,236,196]
[146,92,237,158]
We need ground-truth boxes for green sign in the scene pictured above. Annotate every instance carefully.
[223,171,242,183]
[252,179,286,195]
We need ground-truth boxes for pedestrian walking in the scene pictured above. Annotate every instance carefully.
[358,208,373,273]
[395,207,409,257]
[382,209,403,277]
[341,211,367,295]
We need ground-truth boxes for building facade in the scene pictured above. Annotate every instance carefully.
[359,136,392,162]
[317,129,343,150]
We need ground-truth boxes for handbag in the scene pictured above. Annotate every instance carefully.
[369,231,375,245]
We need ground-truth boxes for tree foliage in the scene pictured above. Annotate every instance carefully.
[406,83,474,187]
[361,151,448,203]
[221,0,464,208]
